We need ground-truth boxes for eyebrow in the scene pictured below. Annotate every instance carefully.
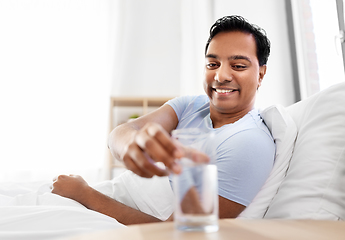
[205,54,252,63]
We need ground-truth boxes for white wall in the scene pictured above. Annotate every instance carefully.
[0,0,112,183]
[110,0,182,98]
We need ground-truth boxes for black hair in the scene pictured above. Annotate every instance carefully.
[205,15,271,66]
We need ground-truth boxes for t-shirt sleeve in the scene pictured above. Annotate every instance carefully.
[165,95,208,122]
[217,128,275,206]
[165,96,194,121]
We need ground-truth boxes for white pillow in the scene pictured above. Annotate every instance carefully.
[238,104,297,218]
[264,82,345,220]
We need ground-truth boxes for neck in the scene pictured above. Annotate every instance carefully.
[210,107,253,128]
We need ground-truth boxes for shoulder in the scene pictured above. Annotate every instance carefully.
[165,95,209,121]
[166,95,208,108]
[236,109,274,143]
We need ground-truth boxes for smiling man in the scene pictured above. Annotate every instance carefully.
[204,30,267,128]
[52,16,275,225]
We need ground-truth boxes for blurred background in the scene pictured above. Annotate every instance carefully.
[0,0,344,183]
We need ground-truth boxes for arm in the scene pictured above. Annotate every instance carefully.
[108,104,209,177]
[51,174,244,225]
[51,174,166,225]
[219,196,245,218]
[180,187,245,217]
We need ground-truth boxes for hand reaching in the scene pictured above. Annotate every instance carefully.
[121,122,210,178]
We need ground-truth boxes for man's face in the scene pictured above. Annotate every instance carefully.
[203,31,266,116]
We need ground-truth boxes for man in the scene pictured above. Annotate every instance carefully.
[52,15,275,225]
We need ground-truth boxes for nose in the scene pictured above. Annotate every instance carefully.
[214,65,232,83]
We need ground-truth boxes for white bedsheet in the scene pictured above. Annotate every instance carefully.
[0,170,174,240]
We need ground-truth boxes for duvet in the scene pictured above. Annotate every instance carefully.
[0,171,174,240]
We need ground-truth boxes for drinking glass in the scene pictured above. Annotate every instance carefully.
[172,128,218,232]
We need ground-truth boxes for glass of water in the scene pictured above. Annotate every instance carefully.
[172,128,218,232]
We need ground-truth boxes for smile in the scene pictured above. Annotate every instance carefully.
[213,88,237,93]
[215,89,233,93]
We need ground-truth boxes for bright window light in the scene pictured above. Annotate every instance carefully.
[310,0,345,91]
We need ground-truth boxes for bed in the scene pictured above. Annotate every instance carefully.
[0,82,344,239]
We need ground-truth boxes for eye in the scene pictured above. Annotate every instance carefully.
[232,64,247,70]
[206,63,219,69]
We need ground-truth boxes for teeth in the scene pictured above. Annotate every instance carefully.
[215,89,233,93]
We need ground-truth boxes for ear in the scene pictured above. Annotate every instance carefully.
[258,65,267,88]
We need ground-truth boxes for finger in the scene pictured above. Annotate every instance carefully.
[142,152,171,176]
[127,144,169,177]
[123,154,154,178]
[135,131,177,171]
[146,124,181,157]
[52,174,65,182]
[139,130,183,174]
[68,174,80,179]
[169,160,182,174]
[124,143,156,177]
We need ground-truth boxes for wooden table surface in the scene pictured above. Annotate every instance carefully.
[68,219,345,240]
